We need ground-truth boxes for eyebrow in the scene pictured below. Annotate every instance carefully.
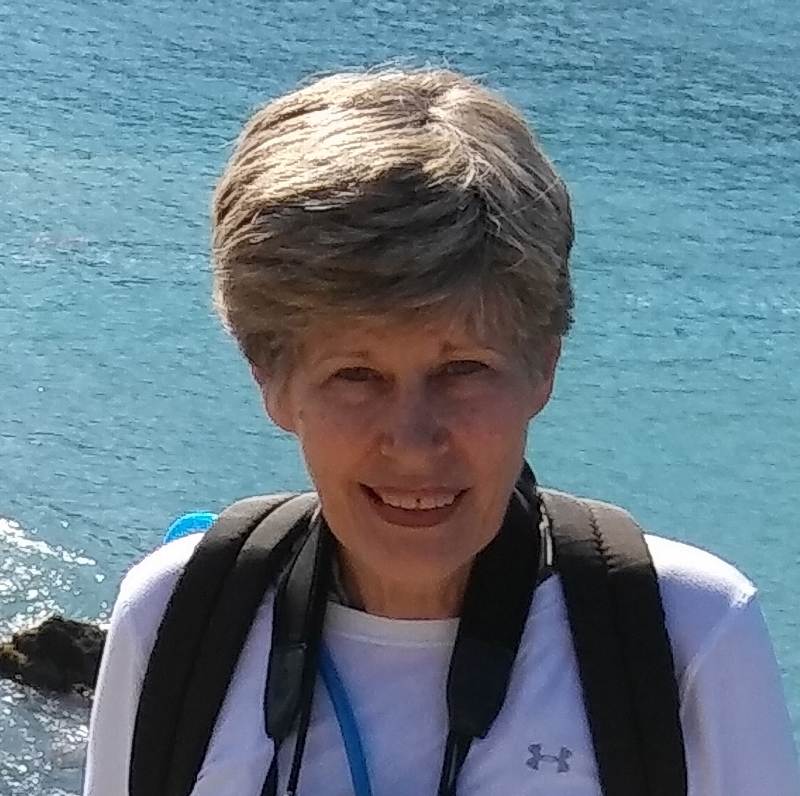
[311,341,501,365]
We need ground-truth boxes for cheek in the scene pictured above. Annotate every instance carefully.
[292,400,378,483]
[451,393,533,511]
[450,390,533,453]
[297,399,379,445]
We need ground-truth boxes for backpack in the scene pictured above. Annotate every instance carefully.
[129,466,687,796]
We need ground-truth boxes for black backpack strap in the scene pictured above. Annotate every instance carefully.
[262,515,334,796]
[542,490,687,796]
[130,492,318,796]
[440,477,545,795]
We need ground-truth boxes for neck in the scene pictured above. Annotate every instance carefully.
[337,553,470,620]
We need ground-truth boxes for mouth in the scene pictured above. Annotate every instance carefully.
[361,484,466,527]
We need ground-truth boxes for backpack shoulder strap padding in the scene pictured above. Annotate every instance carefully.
[542,489,687,796]
[130,492,318,796]
[266,515,333,745]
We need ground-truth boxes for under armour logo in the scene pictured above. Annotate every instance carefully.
[526,743,572,773]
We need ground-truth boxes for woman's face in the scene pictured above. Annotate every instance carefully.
[259,314,559,596]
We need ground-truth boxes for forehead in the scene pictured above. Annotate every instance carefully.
[299,312,516,364]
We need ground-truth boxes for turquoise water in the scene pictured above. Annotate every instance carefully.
[1,0,798,791]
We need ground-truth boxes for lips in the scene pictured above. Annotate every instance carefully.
[361,485,466,527]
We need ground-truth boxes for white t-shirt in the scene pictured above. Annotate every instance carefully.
[83,532,800,796]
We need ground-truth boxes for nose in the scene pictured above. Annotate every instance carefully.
[378,383,449,462]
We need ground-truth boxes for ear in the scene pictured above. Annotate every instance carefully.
[250,363,297,434]
[527,336,562,419]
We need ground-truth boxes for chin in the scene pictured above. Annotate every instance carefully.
[351,514,489,585]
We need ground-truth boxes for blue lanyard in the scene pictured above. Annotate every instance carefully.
[319,643,374,796]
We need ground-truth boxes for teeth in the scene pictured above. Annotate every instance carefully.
[374,491,458,511]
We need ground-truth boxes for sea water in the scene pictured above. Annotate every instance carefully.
[0,0,798,791]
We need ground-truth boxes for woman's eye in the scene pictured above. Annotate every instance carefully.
[332,367,381,382]
[441,360,489,377]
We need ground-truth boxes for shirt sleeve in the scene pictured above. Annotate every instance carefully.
[680,595,800,795]
[81,596,148,796]
[81,534,203,795]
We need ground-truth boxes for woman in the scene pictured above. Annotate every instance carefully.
[83,68,799,795]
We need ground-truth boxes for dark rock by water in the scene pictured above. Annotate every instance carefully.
[0,616,106,695]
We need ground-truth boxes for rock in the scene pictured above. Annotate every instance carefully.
[0,616,106,695]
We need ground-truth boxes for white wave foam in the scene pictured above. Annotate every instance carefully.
[0,518,96,566]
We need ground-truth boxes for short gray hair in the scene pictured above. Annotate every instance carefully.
[212,67,574,376]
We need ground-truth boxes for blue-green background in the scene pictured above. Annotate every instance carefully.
[1,0,798,791]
